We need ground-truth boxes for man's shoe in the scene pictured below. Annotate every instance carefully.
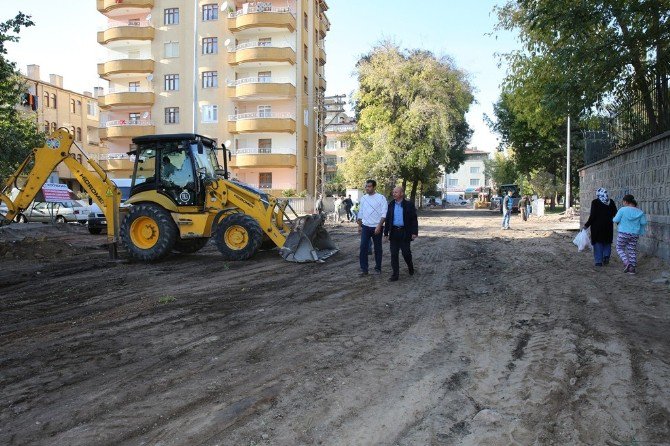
[388,276,399,282]
[359,271,368,277]
[595,263,603,267]
[408,266,415,276]
[373,269,381,275]
[603,256,610,265]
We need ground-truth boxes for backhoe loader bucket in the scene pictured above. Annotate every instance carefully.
[280,214,338,262]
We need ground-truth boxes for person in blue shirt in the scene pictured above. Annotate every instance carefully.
[383,187,418,281]
[613,194,647,275]
[502,190,514,229]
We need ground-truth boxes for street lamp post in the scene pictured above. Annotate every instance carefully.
[566,114,571,211]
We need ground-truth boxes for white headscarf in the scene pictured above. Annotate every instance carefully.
[596,187,609,205]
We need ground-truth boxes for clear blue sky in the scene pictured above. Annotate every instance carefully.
[1,0,519,151]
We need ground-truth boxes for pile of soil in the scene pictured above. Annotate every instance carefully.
[0,236,85,260]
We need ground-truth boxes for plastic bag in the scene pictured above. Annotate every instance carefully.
[572,229,591,252]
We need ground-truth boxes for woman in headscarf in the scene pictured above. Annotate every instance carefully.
[583,187,618,266]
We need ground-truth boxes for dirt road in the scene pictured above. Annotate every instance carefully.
[1,209,669,445]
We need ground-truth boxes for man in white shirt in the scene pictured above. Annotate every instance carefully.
[356,179,388,275]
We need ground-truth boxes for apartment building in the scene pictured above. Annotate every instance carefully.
[323,97,354,190]
[21,64,101,193]
[96,0,329,196]
[439,149,490,199]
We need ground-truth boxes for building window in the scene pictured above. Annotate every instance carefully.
[259,173,272,189]
[164,74,179,91]
[87,101,96,116]
[70,99,76,113]
[470,179,480,186]
[470,166,481,174]
[201,105,218,123]
[44,121,50,133]
[448,179,458,187]
[50,122,57,132]
[202,71,218,88]
[304,44,308,60]
[76,127,82,142]
[164,8,179,25]
[76,100,82,114]
[258,71,271,82]
[43,92,50,108]
[326,140,335,150]
[202,37,217,54]
[128,81,140,92]
[258,138,272,153]
[258,37,271,47]
[257,105,271,117]
[51,93,57,108]
[202,4,218,21]
[304,173,308,190]
[129,112,140,123]
[164,41,179,58]
[165,107,179,124]
[70,126,76,136]
[304,76,308,94]
[304,12,308,29]
[304,140,308,158]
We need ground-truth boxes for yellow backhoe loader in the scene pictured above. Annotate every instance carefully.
[0,129,337,263]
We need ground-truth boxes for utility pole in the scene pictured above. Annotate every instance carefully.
[314,94,345,198]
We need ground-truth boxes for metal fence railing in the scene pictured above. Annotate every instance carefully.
[584,74,669,165]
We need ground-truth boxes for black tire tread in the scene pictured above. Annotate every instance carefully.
[120,203,178,261]
[214,213,263,260]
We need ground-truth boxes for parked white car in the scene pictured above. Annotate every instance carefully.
[15,200,89,224]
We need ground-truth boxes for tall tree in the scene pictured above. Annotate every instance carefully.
[0,12,42,182]
[341,42,474,201]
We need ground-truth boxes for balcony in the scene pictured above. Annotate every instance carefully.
[317,75,327,91]
[97,154,135,172]
[318,46,326,65]
[227,112,296,134]
[227,43,296,66]
[98,91,155,109]
[97,0,153,14]
[99,120,155,139]
[325,123,356,133]
[228,6,296,33]
[226,77,295,99]
[231,148,297,168]
[98,59,154,80]
[97,21,154,45]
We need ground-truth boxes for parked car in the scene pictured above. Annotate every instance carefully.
[15,200,89,224]
[87,179,132,234]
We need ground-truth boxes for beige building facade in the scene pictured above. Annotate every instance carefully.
[97,0,329,196]
[21,65,101,193]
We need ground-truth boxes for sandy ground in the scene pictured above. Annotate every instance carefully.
[0,209,669,446]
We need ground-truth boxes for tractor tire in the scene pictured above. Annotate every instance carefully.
[214,213,263,260]
[174,237,209,254]
[88,227,103,235]
[120,203,177,262]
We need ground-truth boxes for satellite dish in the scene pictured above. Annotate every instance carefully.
[224,140,232,148]
[224,38,231,47]
[141,111,150,119]
[146,74,154,81]
[220,2,228,11]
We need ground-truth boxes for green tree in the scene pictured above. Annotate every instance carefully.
[0,12,42,182]
[341,42,474,201]
[484,151,518,188]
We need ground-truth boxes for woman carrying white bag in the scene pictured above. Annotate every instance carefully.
[582,187,617,266]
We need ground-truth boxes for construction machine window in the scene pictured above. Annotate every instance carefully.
[161,147,196,205]
[191,143,218,180]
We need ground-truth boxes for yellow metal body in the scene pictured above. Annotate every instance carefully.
[0,129,122,245]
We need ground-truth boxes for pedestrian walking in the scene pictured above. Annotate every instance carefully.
[501,190,513,229]
[519,196,529,221]
[333,196,343,223]
[384,187,417,281]
[583,187,617,267]
[613,194,647,275]
[351,201,360,222]
[315,194,324,216]
[356,179,387,276]
[526,196,532,218]
[343,195,354,222]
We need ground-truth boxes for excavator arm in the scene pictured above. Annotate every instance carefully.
[0,129,122,255]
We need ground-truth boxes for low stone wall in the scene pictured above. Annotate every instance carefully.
[579,131,670,263]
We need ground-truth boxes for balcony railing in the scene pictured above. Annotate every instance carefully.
[228,112,296,121]
[325,124,356,132]
[229,41,295,52]
[101,19,151,29]
[227,77,294,86]
[107,87,154,93]
[234,147,296,155]
[105,119,155,127]
[228,5,294,17]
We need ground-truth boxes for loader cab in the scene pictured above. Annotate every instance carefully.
[129,134,220,207]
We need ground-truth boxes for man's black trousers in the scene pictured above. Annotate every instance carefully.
[390,228,413,278]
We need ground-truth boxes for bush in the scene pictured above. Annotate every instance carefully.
[281,189,297,197]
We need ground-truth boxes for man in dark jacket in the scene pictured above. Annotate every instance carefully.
[383,187,418,281]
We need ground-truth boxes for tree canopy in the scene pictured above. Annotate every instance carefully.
[0,12,42,182]
[340,42,474,200]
